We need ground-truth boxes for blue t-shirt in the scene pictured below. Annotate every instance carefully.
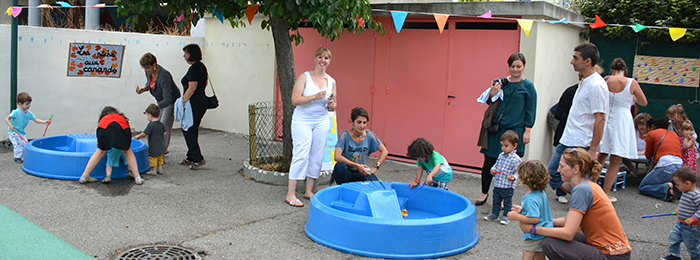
[7,109,35,135]
[106,148,126,167]
[417,151,453,182]
[520,190,553,240]
[336,129,381,165]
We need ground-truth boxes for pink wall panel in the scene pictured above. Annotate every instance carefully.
[442,27,521,168]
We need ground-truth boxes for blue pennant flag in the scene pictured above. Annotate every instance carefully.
[390,11,408,33]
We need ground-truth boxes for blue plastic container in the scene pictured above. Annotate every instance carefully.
[22,134,149,180]
[305,181,479,259]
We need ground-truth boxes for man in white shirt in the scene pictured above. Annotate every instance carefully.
[547,43,609,204]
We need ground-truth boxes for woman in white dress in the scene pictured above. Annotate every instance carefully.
[597,58,648,202]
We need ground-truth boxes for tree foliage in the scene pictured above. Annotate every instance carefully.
[571,0,700,42]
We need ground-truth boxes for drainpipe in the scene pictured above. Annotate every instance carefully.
[10,0,17,110]
[28,0,40,26]
[85,0,100,30]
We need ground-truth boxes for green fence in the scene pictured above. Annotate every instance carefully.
[248,101,288,172]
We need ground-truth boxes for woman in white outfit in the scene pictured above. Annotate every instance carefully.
[597,58,647,202]
[285,47,337,207]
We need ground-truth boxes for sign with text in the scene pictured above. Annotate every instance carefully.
[67,43,125,78]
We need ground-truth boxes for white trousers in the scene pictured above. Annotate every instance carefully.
[8,129,26,159]
[289,116,330,180]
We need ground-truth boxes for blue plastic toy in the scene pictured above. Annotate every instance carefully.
[23,134,149,180]
[305,181,479,259]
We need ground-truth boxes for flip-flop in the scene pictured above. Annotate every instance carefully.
[189,159,206,170]
[303,195,313,200]
[180,159,193,165]
[284,199,304,207]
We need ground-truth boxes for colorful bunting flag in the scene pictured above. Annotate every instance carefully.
[5,7,10,16]
[632,23,647,33]
[478,10,492,19]
[37,4,52,9]
[433,13,449,34]
[669,28,687,41]
[56,1,73,8]
[589,14,606,29]
[91,3,105,8]
[175,12,184,22]
[517,19,534,37]
[213,6,224,24]
[390,11,408,33]
[246,5,259,25]
[9,7,21,17]
[549,18,567,24]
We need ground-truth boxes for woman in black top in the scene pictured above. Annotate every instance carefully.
[180,44,208,169]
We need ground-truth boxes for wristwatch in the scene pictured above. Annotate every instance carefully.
[373,162,381,169]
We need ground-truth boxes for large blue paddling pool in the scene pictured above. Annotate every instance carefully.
[305,181,478,259]
[22,134,149,180]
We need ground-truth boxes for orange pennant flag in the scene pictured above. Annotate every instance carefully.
[589,14,606,29]
[433,13,449,34]
[246,5,259,25]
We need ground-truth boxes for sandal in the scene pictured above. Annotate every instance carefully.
[189,159,206,170]
[180,159,193,165]
[666,186,675,202]
[284,199,304,207]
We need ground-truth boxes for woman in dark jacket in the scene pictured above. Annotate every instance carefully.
[179,44,208,169]
[137,52,181,151]
[475,53,537,206]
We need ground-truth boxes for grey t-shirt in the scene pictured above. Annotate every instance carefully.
[144,121,166,156]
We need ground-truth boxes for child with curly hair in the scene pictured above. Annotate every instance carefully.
[406,138,453,190]
[507,160,554,260]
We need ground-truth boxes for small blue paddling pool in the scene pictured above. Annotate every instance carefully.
[305,181,479,259]
[22,134,149,180]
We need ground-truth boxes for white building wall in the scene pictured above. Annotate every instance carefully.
[519,20,585,163]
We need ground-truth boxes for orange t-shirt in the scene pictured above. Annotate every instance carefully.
[645,129,681,163]
[569,180,632,255]
[97,113,129,129]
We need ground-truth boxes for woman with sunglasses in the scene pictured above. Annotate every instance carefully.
[518,148,631,259]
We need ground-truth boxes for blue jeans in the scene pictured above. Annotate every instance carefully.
[492,187,514,217]
[639,164,682,201]
[332,161,379,185]
[548,144,588,197]
[668,222,700,260]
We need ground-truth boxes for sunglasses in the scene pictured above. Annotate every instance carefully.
[566,148,581,164]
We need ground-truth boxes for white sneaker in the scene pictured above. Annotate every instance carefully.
[557,196,569,204]
[499,216,510,225]
[145,171,158,175]
[609,196,618,203]
[134,176,144,185]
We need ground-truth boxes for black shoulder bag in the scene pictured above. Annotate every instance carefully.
[206,76,219,109]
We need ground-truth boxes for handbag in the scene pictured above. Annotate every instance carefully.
[206,76,219,109]
[487,81,520,134]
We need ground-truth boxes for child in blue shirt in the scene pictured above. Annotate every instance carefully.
[507,160,554,260]
[484,130,521,225]
[4,92,51,163]
[102,148,126,183]
[406,138,453,190]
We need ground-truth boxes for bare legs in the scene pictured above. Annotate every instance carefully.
[597,153,622,198]
[80,148,142,183]
[522,249,546,260]
[285,177,317,206]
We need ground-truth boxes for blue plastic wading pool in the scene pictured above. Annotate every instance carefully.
[22,134,149,180]
[305,181,479,259]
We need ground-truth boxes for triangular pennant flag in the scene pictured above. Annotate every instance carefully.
[5,7,11,16]
[632,23,647,33]
[10,7,21,17]
[37,4,53,9]
[549,18,567,24]
[517,19,534,37]
[433,13,449,34]
[478,10,492,19]
[356,14,364,29]
[589,14,606,29]
[91,3,105,8]
[669,28,687,41]
[390,11,408,33]
[175,12,184,22]
[246,5,259,25]
[213,6,224,24]
[56,1,73,8]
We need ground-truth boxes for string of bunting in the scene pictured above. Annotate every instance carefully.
[5,3,699,41]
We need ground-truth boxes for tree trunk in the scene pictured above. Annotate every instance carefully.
[270,15,295,171]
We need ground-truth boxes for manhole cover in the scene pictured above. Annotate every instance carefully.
[114,245,201,260]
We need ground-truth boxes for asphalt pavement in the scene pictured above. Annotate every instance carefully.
[0,129,689,259]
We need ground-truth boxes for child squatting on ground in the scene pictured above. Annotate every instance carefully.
[406,138,453,190]
[662,166,700,260]
[507,160,554,260]
[5,92,51,164]
[484,130,522,225]
[133,104,167,175]
[103,148,126,183]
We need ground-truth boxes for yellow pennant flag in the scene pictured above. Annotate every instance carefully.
[517,19,534,37]
[5,7,11,16]
[433,13,449,34]
[669,28,687,41]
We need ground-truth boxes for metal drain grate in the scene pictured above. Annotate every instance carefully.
[115,245,201,260]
